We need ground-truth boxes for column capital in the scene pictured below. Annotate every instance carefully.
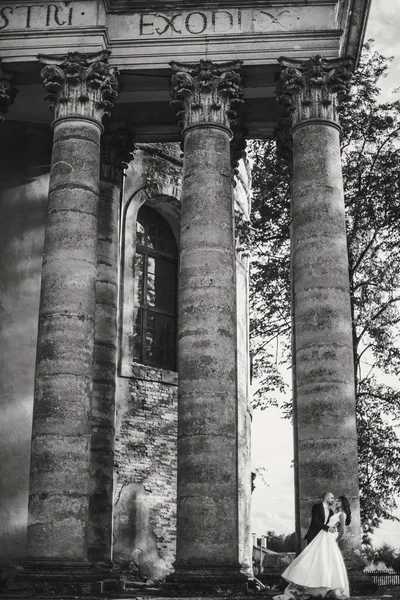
[0,61,18,122]
[39,51,119,125]
[101,122,135,187]
[170,59,243,135]
[277,55,353,128]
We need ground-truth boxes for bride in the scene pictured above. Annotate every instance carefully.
[274,496,351,600]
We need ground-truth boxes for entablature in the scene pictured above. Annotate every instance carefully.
[0,0,371,67]
[0,0,371,140]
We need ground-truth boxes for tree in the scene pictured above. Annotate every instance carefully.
[248,42,400,542]
[365,542,400,571]
[265,531,296,553]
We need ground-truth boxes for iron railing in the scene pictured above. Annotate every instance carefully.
[365,571,400,587]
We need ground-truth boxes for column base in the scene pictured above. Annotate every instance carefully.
[4,560,122,597]
[348,570,379,596]
[162,564,249,596]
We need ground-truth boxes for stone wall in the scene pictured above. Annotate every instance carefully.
[0,121,51,564]
[114,144,252,583]
[114,146,181,583]
[0,133,252,580]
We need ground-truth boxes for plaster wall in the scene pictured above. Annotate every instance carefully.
[0,121,51,564]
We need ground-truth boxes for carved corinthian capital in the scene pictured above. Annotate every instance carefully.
[277,55,353,128]
[170,59,243,134]
[0,62,17,122]
[39,51,119,124]
[101,122,135,187]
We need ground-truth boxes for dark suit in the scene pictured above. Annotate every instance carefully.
[304,502,334,545]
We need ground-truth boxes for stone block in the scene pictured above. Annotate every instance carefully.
[33,373,91,436]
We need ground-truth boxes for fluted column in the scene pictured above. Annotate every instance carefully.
[88,123,133,563]
[0,60,17,121]
[277,56,363,569]
[27,52,119,573]
[168,60,246,591]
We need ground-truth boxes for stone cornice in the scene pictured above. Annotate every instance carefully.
[39,50,119,124]
[104,0,338,13]
[101,122,135,187]
[340,0,372,65]
[277,55,353,128]
[170,59,243,135]
[0,60,17,121]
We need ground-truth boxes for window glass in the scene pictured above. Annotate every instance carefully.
[134,205,178,370]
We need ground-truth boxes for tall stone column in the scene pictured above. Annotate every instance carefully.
[88,123,133,563]
[0,60,17,121]
[167,60,247,592]
[23,51,119,592]
[277,56,364,572]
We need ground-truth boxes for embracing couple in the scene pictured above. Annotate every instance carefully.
[275,492,352,600]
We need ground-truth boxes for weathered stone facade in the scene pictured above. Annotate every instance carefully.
[0,0,371,596]
[113,141,252,584]
[0,128,252,586]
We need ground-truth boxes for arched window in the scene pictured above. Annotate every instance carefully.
[132,205,178,370]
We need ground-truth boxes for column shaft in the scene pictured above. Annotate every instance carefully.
[88,178,119,562]
[88,127,132,562]
[25,52,119,576]
[278,55,363,568]
[292,121,361,559]
[169,59,246,589]
[177,125,239,572]
[28,117,102,560]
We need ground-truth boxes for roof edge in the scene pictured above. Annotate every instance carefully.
[342,0,372,67]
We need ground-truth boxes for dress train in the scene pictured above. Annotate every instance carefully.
[274,513,349,600]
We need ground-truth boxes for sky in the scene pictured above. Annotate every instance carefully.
[250,0,400,550]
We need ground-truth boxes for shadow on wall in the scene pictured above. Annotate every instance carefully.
[113,482,171,582]
[0,121,52,564]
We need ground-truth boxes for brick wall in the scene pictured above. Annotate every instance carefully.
[113,365,178,582]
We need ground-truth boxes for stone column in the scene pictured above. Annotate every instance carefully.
[167,60,247,592]
[88,123,133,563]
[24,51,119,590]
[277,57,364,571]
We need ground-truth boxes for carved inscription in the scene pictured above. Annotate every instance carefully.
[136,9,295,36]
[260,10,290,27]
[0,5,313,35]
[107,7,301,40]
[139,10,244,36]
[0,1,96,30]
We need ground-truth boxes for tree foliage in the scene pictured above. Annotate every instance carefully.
[365,542,400,571]
[249,42,400,542]
[264,531,297,553]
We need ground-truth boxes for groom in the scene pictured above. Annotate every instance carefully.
[304,491,336,545]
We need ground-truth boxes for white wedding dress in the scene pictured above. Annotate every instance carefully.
[274,512,349,600]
